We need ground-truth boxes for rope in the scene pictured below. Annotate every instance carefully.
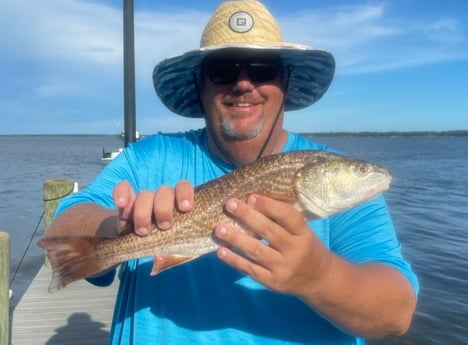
[43,185,75,202]
[9,185,75,287]
[9,210,45,288]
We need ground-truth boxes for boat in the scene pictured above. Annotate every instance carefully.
[101,131,140,162]
[101,147,123,162]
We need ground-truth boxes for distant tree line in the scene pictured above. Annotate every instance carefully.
[305,130,468,137]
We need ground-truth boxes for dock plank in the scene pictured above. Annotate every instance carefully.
[11,266,118,345]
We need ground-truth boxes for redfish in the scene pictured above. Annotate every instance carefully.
[38,150,391,292]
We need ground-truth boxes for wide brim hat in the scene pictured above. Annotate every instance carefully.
[153,0,336,118]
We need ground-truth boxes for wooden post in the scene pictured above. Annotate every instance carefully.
[43,179,77,267]
[0,231,9,345]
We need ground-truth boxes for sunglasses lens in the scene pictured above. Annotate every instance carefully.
[246,62,280,83]
[206,61,240,84]
[205,58,281,85]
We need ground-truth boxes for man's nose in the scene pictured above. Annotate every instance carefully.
[232,69,254,92]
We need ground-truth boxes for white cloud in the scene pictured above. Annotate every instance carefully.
[281,4,399,51]
[3,1,466,84]
[33,80,83,97]
[421,18,465,43]
[0,0,122,63]
[0,1,467,134]
[280,3,468,74]
[134,9,208,81]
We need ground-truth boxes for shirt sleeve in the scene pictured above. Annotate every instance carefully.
[329,195,419,295]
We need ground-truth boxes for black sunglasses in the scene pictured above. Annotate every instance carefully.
[203,57,282,85]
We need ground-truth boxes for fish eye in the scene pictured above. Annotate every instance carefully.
[356,164,368,176]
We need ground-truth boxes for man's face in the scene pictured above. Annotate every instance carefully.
[200,50,285,142]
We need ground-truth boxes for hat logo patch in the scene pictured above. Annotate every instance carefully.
[229,11,254,33]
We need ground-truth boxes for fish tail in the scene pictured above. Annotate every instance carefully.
[38,236,110,292]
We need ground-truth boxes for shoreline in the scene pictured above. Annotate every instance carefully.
[305,130,468,137]
[1,130,468,137]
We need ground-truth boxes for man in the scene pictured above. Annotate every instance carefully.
[47,1,418,344]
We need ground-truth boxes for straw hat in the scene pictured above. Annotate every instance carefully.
[153,0,335,118]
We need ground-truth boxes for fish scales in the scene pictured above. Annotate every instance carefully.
[38,150,391,291]
[98,150,335,261]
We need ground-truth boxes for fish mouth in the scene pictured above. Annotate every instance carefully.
[376,171,393,191]
[360,176,393,203]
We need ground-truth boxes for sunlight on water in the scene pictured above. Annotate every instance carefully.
[312,135,468,345]
[1,134,467,344]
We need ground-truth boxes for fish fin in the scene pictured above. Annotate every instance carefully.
[38,236,107,292]
[150,254,194,276]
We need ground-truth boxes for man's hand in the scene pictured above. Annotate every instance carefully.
[213,194,331,297]
[214,194,416,338]
[112,180,195,236]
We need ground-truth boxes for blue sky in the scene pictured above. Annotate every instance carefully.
[1,0,467,134]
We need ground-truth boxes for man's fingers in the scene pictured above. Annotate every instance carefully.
[133,190,155,236]
[223,197,285,249]
[154,185,175,230]
[175,179,194,212]
[112,180,192,236]
[246,194,305,235]
[113,181,135,209]
[113,181,136,235]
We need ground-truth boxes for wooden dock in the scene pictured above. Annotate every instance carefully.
[11,266,118,345]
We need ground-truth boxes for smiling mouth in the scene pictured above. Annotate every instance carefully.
[229,102,256,107]
[224,94,264,108]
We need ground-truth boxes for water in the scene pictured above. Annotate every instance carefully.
[0,135,120,306]
[1,134,467,344]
